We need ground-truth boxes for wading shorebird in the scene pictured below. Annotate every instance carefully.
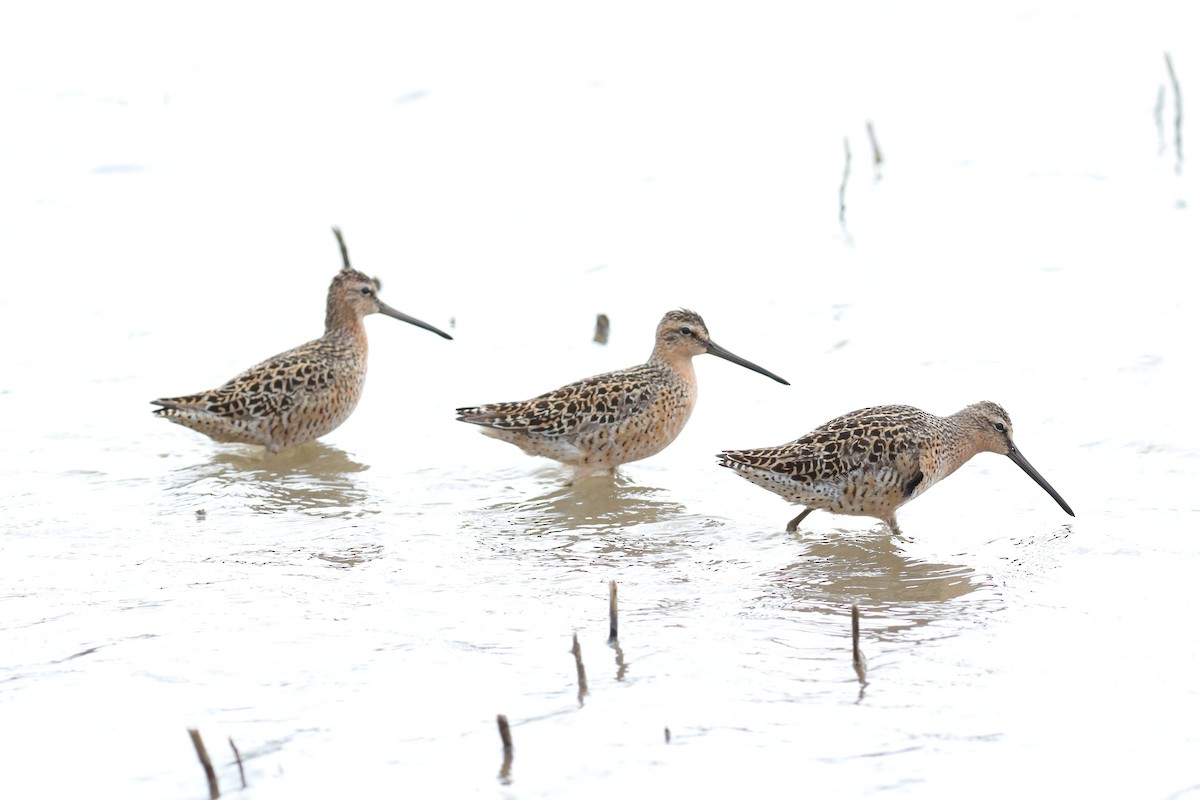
[456,309,789,481]
[717,401,1074,533]
[152,227,452,452]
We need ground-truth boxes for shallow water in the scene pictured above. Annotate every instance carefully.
[2,3,1199,798]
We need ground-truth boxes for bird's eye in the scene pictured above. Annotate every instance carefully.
[680,327,692,336]
[993,421,1006,433]
[360,286,373,296]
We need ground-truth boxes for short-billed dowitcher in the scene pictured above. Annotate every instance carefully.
[152,227,452,452]
[456,309,789,481]
[717,401,1074,533]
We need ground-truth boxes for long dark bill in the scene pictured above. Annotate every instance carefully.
[378,301,454,340]
[706,341,789,385]
[1008,444,1074,517]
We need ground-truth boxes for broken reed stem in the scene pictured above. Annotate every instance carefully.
[229,737,246,790]
[1164,52,1184,172]
[496,714,514,784]
[572,631,589,703]
[608,580,618,644]
[187,728,220,800]
[608,580,627,678]
[332,226,352,270]
[852,603,867,685]
[838,136,851,226]
[496,714,513,751]
[1155,84,1167,156]
[866,120,883,176]
[593,313,610,345]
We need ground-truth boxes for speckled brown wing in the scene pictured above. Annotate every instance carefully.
[455,363,661,436]
[150,336,367,453]
[718,405,931,511]
[154,338,344,421]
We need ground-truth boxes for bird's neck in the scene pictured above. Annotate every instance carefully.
[930,412,991,481]
[325,302,367,344]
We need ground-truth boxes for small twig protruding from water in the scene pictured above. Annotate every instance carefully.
[571,631,588,704]
[607,580,618,644]
[332,226,352,270]
[187,728,220,799]
[866,120,883,180]
[1155,84,1167,156]
[593,313,610,345]
[838,136,852,227]
[852,603,867,686]
[664,726,672,744]
[496,714,513,784]
[1164,52,1184,173]
[228,737,246,789]
[496,714,513,750]
[608,580,627,679]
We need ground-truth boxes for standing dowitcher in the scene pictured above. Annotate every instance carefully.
[152,227,452,452]
[717,401,1074,533]
[456,309,789,481]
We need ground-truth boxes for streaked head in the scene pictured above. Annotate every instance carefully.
[325,227,452,339]
[655,309,713,357]
[654,309,789,385]
[965,400,1074,517]
[965,401,1017,456]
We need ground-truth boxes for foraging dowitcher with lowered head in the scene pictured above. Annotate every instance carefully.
[717,401,1074,533]
[152,227,452,452]
[456,309,789,481]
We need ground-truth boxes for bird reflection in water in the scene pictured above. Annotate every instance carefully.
[477,471,690,537]
[165,441,383,566]
[466,471,708,568]
[202,441,371,515]
[767,529,985,624]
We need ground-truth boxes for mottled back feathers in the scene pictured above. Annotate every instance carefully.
[456,309,787,480]
[719,401,1073,533]
[152,228,451,452]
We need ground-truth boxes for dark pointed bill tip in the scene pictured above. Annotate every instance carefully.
[705,341,790,385]
[377,301,453,340]
[1008,445,1074,517]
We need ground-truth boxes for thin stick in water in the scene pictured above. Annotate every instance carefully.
[496,714,513,784]
[228,737,246,790]
[608,580,618,644]
[572,631,588,704]
[496,714,513,751]
[1164,52,1184,173]
[1155,84,1167,156]
[867,120,884,179]
[852,603,867,686]
[609,580,627,679]
[593,313,610,345]
[838,137,852,226]
[187,728,220,800]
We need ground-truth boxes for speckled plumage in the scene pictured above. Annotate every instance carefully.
[456,310,789,481]
[152,228,452,452]
[717,401,1074,533]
